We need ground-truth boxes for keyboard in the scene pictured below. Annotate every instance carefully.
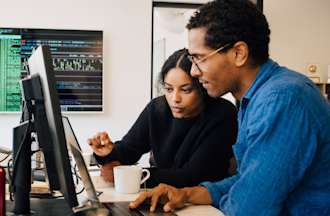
[102,201,177,216]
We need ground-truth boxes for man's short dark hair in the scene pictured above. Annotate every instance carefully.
[187,0,270,66]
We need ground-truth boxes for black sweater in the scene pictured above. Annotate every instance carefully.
[95,96,238,188]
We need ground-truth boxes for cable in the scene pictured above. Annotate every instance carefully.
[31,149,41,155]
[0,153,11,163]
[96,191,103,197]
[71,162,85,195]
[7,121,89,202]
[8,119,32,202]
[7,158,13,179]
[10,119,32,188]
[7,158,14,201]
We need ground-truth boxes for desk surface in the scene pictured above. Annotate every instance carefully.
[5,171,224,216]
[91,175,224,216]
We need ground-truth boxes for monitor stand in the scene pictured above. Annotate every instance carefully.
[10,76,47,215]
[6,199,111,216]
[6,198,72,216]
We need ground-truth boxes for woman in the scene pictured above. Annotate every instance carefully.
[88,48,237,188]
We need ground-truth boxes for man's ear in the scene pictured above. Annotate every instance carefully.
[231,41,249,67]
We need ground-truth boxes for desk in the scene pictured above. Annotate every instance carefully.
[91,175,224,216]
[5,171,224,216]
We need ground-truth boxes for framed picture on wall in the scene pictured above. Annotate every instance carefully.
[0,27,103,113]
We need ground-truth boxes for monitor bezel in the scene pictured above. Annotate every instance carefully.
[28,45,79,208]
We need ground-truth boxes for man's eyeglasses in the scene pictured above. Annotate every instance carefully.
[187,43,233,71]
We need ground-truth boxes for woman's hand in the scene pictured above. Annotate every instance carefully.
[100,161,121,183]
[87,131,114,157]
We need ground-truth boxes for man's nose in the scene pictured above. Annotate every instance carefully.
[190,64,202,77]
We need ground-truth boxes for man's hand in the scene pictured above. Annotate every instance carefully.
[87,131,113,157]
[129,183,188,212]
[100,161,121,182]
[129,184,212,212]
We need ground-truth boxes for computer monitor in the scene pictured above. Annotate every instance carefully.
[12,45,174,216]
[28,45,78,206]
[12,45,78,214]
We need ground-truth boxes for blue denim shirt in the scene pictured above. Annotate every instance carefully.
[201,59,330,216]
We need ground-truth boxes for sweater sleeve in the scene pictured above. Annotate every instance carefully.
[94,103,152,165]
[145,107,238,188]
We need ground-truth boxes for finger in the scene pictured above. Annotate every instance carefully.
[150,193,161,212]
[163,202,174,212]
[88,137,96,146]
[87,139,92,146]
[100,139,108,146]
[129,192,149,209]
[100,131,109,140]
[94,138,108,150]
[100,167,104,177]
[95,133,102,145]
[104,173,114,183]
[97,131,109,139]
[100,132,111,146]
[129,192,151,209]
[100,170,113,183]
[91,135,101,147]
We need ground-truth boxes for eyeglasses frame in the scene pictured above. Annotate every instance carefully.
[187,43,233,72]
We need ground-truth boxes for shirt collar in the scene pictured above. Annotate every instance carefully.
[242,59,278,100]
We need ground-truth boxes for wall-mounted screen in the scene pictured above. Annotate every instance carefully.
[0,28,103,112]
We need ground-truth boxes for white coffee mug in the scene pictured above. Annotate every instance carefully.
[113,165,150,194]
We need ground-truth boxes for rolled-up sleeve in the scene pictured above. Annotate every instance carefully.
[200,175,239,208]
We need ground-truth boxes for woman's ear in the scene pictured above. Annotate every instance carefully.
[231,41,249,67]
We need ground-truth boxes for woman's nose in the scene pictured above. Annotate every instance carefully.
[172,91,181,103]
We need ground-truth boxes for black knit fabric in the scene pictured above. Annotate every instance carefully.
[95,96,238,188]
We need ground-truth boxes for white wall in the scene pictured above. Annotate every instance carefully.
[265,0,330,81]
[0,0,152,152]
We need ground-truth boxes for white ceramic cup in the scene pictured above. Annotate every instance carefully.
[113,165,150,194]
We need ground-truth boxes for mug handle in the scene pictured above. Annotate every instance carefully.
[140,169,150,185]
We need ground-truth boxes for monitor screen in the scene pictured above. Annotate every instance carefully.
[28,45,78,208]
[0,27,103,112]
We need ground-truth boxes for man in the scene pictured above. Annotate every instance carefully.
[130,0,330,215]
